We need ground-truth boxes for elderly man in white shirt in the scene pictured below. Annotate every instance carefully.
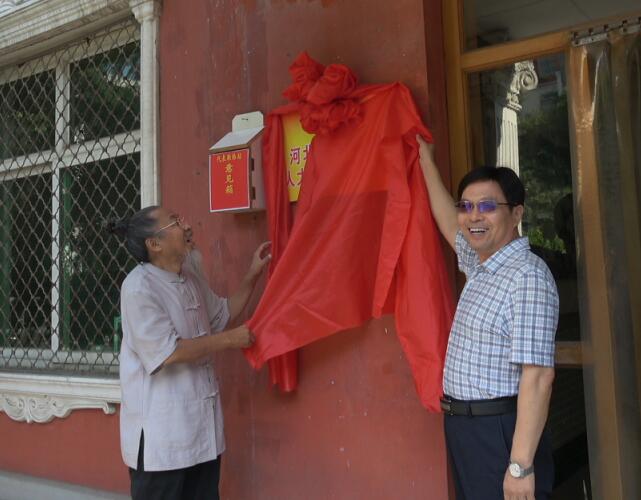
[109,205,270,500]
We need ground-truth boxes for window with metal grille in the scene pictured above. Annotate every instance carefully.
[0,20,141,375]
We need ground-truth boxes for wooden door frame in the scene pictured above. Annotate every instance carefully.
[443,2,578,363]
[442,2,641,499]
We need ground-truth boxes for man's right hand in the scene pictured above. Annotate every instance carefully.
[223,325,255,349]
[162,325,255,368]
[417,134,436,169]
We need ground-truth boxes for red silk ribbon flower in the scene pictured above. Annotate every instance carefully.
[306,64,358,105]
[282,52,326,102]
[283,52,362,135]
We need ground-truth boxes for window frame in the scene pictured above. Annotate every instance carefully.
[0,0,161,422]
[1,23,141,361]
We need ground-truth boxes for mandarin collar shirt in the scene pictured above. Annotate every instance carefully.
[443,231,559,401]
[119,252,230,471]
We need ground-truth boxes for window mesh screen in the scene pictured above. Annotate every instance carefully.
[0,21,141,375]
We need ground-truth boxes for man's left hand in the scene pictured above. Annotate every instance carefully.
[503,469,535,500]
[248,241,272,279]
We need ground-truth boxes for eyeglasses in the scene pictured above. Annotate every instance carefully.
[454,200,515,214]
[153,215,185,235]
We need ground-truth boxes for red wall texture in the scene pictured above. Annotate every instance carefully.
[0,409,128,493]
[159,0,452,499]
[0,1,452,498]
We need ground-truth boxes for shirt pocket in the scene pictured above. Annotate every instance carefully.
[146,365,210,410]
[190,330,219,397]
[148,400,208,452]
[201,364,220,399]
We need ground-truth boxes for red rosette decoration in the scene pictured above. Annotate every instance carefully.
[306,64,358,105]
[326,98,362,131]
[299,102,320,134]
[301,99,362,135]
[282,52,326,102]
[284,53,362,135]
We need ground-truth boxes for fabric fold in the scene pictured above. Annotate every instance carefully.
[246,54,454,411]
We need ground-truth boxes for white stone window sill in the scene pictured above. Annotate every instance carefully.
[0,372,121,423]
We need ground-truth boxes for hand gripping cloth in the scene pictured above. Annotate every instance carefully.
[246,53,454,411]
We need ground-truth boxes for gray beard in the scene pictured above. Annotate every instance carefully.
[185,248,205,277]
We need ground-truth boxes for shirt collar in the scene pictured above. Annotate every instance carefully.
[478,237,530,274]
[141,262,185,283]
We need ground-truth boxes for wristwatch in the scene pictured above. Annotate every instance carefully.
[508,461,534,478]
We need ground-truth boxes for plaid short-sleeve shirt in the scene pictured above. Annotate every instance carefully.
[443,231,559,400]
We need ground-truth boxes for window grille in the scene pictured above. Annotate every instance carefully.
[0,20,141,375]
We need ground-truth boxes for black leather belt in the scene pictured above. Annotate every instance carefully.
[440,395,517,416]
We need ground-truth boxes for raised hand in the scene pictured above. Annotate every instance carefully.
[248,241,272,279]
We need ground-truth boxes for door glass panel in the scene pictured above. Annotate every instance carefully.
[468,53,591,498]
[463,0,640,50]
[570,33,641,498]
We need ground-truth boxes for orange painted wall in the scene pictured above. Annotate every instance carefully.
[159,0,452,499]
[0,409,129,493]
[0,1,452,497]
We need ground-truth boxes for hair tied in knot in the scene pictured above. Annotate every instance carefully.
[107,217,130,238]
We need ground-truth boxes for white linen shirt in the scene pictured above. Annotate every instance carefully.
[119,252,230,471]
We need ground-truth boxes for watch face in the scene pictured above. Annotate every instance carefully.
[509,463,522,477]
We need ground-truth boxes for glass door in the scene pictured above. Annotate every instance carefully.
[468,52,589,499]
[442,2,641,498]
[568,31,641,499]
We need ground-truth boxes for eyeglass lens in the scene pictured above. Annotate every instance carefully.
[456,200,500,213]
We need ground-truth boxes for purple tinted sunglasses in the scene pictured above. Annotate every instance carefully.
[455,200,515,213]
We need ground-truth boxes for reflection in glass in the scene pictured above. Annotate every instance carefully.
[463,0,640,50]
[60,154,140,355]
[0,21,140,374]
[0,71,56,160]
[70,41,140,143]
[469,54,575,316]
[0,173,53,350]
[469,53,591,497]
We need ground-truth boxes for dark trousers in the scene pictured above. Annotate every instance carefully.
[129,431,221,500]
[444,411,554,500]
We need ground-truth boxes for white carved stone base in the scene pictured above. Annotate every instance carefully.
[0,372,121,424]
[1,393,116,424]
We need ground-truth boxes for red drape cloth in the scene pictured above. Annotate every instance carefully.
[247,54,454,411]
[261,103,299,392]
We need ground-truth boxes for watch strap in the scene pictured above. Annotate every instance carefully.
[510,461,534,478]
[521,464,534,477]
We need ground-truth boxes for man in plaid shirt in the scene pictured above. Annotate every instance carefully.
[417,136,558,500]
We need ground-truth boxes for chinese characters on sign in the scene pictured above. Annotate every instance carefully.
[209,148,251,212]
[282,112,314,201]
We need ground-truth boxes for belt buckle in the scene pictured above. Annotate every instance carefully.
[440,397,454,416]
